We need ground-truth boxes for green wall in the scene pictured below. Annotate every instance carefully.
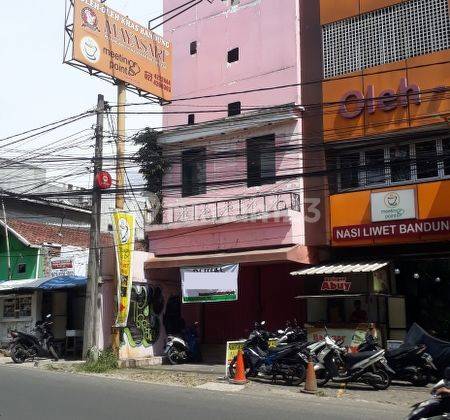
[0,231,42,281]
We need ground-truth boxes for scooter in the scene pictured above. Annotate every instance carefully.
[406,367,450,420]
[9,314,59,363]
[314,334,394,390]
[359,332,437,386]
[164,322,201,365]
[228,321,309,385]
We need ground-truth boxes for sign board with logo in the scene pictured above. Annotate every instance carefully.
[112,212,136,327]
[65,0,172,101]
[371,189,416,222]
[50,254,88,277]
[181,264,239,303]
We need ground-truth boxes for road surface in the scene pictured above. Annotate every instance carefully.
[0,364,408,420]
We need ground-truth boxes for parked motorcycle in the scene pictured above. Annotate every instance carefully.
[164,322,201,364]
[228,321,309,385]
[9,314,59,363]
[406,367,450,420]
[359,331,437,386]
[314,333,394,390]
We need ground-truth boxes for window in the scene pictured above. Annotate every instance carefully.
[190,41,197,55]
[228,101,241,116]
[365,149,386,185]
[322,0,450,78]
[390,145,411,182]
[416,141,438,179]
[247,135,276,187]
[227,47,239,63]
[108,224,113,231]
[443,139,450,176]
[187,114,195,125]
[340,153,360,190]
[182,148,206,197]
[17,263,26,274]
[3,296,32,319]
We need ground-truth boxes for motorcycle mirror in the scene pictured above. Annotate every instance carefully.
[277,329,284,334]
[261,321,266,326]
[46,314,52,319]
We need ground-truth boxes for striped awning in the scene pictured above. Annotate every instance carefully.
[291,261,389,276]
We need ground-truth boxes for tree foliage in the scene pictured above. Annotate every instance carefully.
[134,128,170,196]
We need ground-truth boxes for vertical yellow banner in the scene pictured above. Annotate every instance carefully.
[112,212,135,327]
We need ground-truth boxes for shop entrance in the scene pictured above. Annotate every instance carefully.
[395,257,450,340]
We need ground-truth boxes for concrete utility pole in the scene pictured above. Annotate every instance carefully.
[116,82,126,210]
[111,81,126,355]
[83,94,105,359]
[1,199,11,280]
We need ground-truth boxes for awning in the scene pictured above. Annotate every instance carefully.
[145,245,328,269]
[0,276,87,292]
[291,261,390,276]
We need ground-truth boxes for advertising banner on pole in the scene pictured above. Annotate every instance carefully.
[71,0,172,100]
[112,212,135,327]
[181,264,239,303]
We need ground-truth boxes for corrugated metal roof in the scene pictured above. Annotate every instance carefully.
[291,261,389,276]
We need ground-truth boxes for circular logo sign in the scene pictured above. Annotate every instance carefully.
[384,192,400,208]
[96,171,112,190]
[80,36,100,63]
[81,7,99,32]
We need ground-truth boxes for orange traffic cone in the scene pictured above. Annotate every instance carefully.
[301,358,318,394]
[229,350,248,385]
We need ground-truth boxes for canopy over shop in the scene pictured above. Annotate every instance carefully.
[0,275,86,355]
[291,261,407,345]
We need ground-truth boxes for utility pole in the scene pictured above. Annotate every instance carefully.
[1,199,11,280]
[83,94,105,359]
[111,81,126,354]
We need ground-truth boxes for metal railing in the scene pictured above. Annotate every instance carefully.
[162,192,301,224]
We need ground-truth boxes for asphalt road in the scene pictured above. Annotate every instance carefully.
[0,365,408,420]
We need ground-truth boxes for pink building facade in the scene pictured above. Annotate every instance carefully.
[144,0,328,347]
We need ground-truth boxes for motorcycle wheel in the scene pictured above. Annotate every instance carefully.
[411,371,430,387]
[284,364,306,386]
[370,369,391,390]
[228,356,254,379]
[11,344,27,364]
[167,346,185,365]
[315,368,331,387]
[49,345,59,361]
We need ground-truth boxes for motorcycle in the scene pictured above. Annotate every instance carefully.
[164,322,201,365]
[228,321,309,385]
[9,314,59,363]
[406,367,450,420]
[314,333,394,390]
[359,331,437,386]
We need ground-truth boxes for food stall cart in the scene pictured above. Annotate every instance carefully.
[291,261,407,348]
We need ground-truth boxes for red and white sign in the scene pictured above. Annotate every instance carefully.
[321,277,352,292]
[333,217,450,242]
[96,171,112,190]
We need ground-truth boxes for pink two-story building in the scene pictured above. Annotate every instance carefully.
[145,0,329,345]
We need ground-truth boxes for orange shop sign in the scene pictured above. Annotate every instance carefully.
[72,0,172,100]
[333,217,450,242]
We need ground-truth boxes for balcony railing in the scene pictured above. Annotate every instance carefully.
[162,192,301,224]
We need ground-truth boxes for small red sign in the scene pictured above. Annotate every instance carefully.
[96,171,112,190]
[321,277,352,292]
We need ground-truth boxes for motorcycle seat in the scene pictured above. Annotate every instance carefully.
[345,351,378,367]
[385,344,416,358]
